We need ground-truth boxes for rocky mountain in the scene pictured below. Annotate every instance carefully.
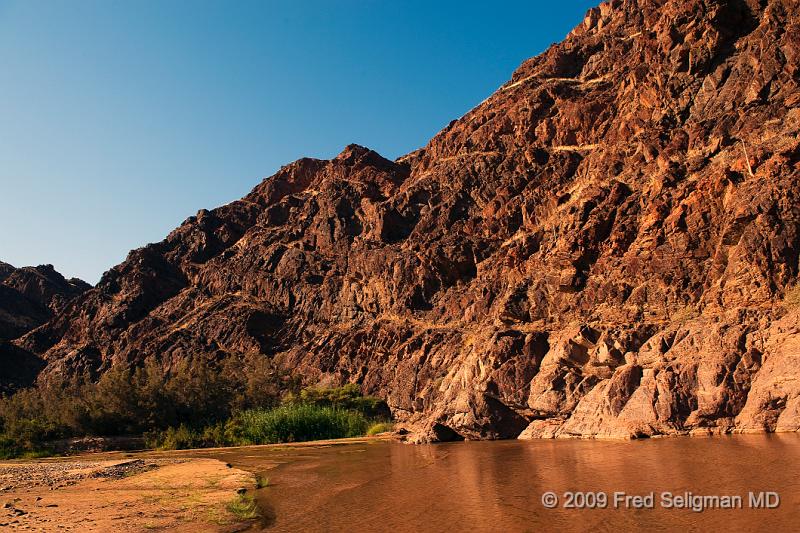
[0,263,90,392]
[12,0,800,440]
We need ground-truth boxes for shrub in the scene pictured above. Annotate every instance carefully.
[144,424,201,450]
[297,383,361,406]
[366,422,394,436]
[144,420,245,450]
[201,422,232,448]
[233,404,369,444]
[0,386,73,452]
[0,351,287,449]
[349,395,391,419]
[226,494,260,521]
[0,434,53,459]
[0,357,392,453]
[0,435,21,459]
[286,384,391,419]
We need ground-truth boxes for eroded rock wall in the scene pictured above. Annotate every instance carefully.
[15,0,800,439]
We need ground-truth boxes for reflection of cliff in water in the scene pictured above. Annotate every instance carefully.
[200,435,800,531]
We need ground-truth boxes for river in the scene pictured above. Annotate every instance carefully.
[197,434,800,531]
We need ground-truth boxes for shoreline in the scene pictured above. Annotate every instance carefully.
[0,458,258,531]
[5,425,797,466]
[0,426,800,467]
[1,432,795,531]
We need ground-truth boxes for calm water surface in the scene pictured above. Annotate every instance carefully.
[204,434,800,532]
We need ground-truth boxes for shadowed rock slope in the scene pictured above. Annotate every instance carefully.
[0,262,90,392]
[16,0,800,440]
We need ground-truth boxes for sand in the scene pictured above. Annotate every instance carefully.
[0,457,257,532]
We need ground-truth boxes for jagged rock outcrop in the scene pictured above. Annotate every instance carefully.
[0,262,90,392]
[14,0,800,439]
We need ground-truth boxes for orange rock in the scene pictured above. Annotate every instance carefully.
[10,0,800,441]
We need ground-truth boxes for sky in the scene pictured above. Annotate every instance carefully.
[0,0,597,284]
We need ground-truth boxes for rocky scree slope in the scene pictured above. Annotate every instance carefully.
[15,0,800,440]
[0,262,90,392]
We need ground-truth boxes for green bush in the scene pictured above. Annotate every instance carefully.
[297,383,362,406]
[0,385,72,454]
[285,384,390,419]
[144,424,200,450]
[233,404,369,444]
[132,401,386,451]
[0,358,393,453]
[0,434,52,459]
[145,420,246,450]
[0,351,287,452]
[0,435,20,459]
[366,422,394,436]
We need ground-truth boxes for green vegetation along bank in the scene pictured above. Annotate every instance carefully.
[0,354,392,458]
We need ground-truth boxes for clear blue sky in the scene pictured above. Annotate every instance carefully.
[0,0,597,284]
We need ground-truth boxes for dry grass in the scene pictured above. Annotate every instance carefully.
[551,144,599,152]
[740,140,755,177]
[671,305,698,324]
[784,284,800,309]
[226,494,260,521]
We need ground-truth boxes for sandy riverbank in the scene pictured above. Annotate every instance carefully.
[0,457,257,532]
[0,434,399,532]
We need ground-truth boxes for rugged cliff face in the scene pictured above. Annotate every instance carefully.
[0,262,90,392]
[14,0,800,440]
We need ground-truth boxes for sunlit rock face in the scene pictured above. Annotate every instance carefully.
[16,0,800,440]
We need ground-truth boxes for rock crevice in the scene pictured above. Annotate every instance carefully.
[11,0,800,440]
